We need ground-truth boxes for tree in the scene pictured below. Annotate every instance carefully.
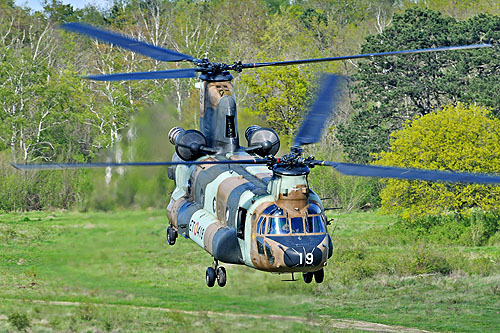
[337,7,500,162]
[239,61,315,142]
[373,103,500,221]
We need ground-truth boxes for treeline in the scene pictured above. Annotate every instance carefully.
[1,0,499,216]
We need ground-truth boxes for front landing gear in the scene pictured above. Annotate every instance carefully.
[206,259,226,287]
[166,225,177,245]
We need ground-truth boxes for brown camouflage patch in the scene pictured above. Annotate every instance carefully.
[216,176,249,222]
[277,184,309,217]
[203,223,224,255]
[166,196,189,228]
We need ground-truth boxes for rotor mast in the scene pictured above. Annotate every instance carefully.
[198,71,240,154]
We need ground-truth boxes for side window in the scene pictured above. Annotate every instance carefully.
[237,208,247,240]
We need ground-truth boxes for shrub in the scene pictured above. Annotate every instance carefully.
[395,210,500,246]
[373,104,500,221]
[409,247,452,275]
[8,312,30,331]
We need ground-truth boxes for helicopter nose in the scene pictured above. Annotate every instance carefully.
[283,246,323,267]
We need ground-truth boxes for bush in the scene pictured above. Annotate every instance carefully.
[409,247,452,275]
[0,151,92,211]
[373,104,500,221]
[394,210,500,246]
[8,312,30,331]
[309,149,381,211]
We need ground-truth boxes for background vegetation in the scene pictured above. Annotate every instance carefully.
[374,104,500,220]
[1,0,499,218]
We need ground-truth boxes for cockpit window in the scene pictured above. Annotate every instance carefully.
[257,216,265,234]
[262,204,284,216]
[258,203,326,235]
[306,215,326,233]
[307,203,322,215]
[290,217,304,233]
[267,217,289,234]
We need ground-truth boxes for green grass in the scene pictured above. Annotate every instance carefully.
[1,210,500,331]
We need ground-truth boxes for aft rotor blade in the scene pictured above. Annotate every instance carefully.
[61,22,196,62]
[317,161,500,185]
[12,159,268,170]
[85,68,200,81]
[294,75,344,147]
[242,44,492,69]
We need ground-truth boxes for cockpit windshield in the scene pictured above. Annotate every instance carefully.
[267,217,289,234]
[290,217,304,233]
[259,204,326,235]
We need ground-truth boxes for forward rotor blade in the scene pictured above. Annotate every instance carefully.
[294,75,344,147]
[85,68,199,81]
[12,159,267,170]
[61,22,196,62]
[317,161,500,185]
[243,44,492,69]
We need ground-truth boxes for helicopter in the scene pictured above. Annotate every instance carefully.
[13,22,500,288]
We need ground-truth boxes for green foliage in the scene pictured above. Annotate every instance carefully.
[409,247,452,275]
[338,7,500,162]
[393,210,500,246]
[309,160,381,211]
[1,1,498,212]
[240,60,315,141]
[85,103,179,211]
[78,303,97,321]
[8,312,30,331]
[374,104,500,220]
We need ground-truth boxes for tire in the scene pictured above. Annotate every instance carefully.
[314,268,324,283]
[216,266,227,287]
[167,226,176,245]
[303,272,313,284]
[206,267,216,287]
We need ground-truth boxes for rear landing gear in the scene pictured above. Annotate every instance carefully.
[206,259,226,287]
[166,225,177,245]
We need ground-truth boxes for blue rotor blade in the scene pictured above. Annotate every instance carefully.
[294,75,344,147]
[318,161,500,184]
[61,22,195,62]
[85,68,199,81]
[244,44,492,68]
[12,159,267,170]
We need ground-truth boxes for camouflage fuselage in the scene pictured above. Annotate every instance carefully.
[166,152,333,273]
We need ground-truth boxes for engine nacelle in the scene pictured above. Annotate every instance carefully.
[168,127,208,161]
[245,125,280,157]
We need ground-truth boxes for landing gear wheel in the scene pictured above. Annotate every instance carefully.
[166,226,177,245]
[303,272,313,284]
[206,267,216,287]
[314,268,324,283]
[216,266,227,287]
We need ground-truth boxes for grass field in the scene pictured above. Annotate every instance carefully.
[1,209,500,332]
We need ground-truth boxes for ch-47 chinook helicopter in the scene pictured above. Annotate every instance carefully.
[14,23,500,287]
